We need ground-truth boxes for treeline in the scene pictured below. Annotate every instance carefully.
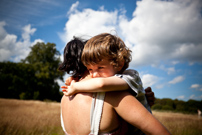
[152,98,202,114]
[0,42,64,102]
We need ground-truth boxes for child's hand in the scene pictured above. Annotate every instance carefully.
[62,80,76,96]
[145,87,155,107]
[65,76,79,86]
[65,76,74,86]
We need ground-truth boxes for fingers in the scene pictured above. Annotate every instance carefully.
[62,91,69,96]
[145,87,152,92]
[61,86,71,96]
[146,91,154,97]
[61,86,67,88]
[61,85,75,96]
[62,90,71,96]
[61,86,69,96]
[146,95,155,107]
[145,87,155,107]
[62,79,77,96]
[145,87,155,99]
[148,101,154,107]
[65,77,74,85]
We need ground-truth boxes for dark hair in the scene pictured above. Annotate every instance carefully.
[59,37,87,77]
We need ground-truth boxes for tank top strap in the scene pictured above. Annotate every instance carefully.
[90,92,106,135]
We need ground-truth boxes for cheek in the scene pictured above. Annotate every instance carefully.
[104,70,115,77]
[89,73,93,77]
[98,71,109,77]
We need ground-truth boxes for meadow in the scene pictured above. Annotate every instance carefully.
[0,98,201,135]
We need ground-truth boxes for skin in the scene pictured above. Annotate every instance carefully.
[62,59,149,99]
[61,74,123,134]
[62,76,155,107]
[145,87,155,106]
[61,74,171,135]
[61,59,127,95]
[61,59,171,134]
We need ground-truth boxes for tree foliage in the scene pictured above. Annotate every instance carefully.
[152,98,202,114]
[0,62,37,99]
[0,42,64,101]
[22,42,63,80]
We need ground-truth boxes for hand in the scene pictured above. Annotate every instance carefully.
[65,76,79,86]
[145,87,155,107]
[62,80,76,96]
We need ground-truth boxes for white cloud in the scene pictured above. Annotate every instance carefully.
[119,0,202,67]
[169,75,185,84]
[199,95,202,100]
[142,74,159,87]
[191,84,200,89]
[0,22,43,62]
[3,0,202,67]
[178,94,202,101]
[177,95,185,100]
[67,1,79,15]
[59,1,118,44]
[159,65,176,75]
[189,94,195,99]
[189,94,202,100]
[22,24,36,41]
[190,84,202,91]
[171,61,180,65]
[155,84,164,89]
[166,67,176,75]
[60,0,202,68]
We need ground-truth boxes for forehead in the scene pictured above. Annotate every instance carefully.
[98,59,111,64]
[86,59,111,67]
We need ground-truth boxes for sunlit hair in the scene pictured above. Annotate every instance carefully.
[58,37,87,77]
[81,33,132,73]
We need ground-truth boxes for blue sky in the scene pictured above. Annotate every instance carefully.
[0,0,202,101]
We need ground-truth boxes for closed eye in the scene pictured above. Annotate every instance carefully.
[98,67,104,69]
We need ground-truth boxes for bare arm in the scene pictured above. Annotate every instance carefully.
[61,76,129,96]
[62,76,156,108]
[107,91,171,135]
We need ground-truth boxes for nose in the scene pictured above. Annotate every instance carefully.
[92,71,100,78]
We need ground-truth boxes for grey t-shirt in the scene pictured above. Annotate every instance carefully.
[115,69,151,112]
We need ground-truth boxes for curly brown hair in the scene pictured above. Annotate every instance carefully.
[81,33,132,73]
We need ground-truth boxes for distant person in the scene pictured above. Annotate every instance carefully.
[59,35,171,134]
[198,109,201,118]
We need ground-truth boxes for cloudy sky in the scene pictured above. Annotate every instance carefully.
[0,0,202,101]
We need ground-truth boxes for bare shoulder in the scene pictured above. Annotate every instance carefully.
[105,91,133,107]
[61,95,67,103]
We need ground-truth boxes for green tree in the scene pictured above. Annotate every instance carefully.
[151,104,162,110]
[0,62,37,99]
[152,98,202,114]
[22,42,64,101]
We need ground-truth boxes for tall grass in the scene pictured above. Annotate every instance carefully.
[0,98,201,135]
[0,98,63,135]
[153,111,202,135]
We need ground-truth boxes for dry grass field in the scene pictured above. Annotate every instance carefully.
[153,111,202,135]
[0,98,63,135]
[0,98,201,135]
